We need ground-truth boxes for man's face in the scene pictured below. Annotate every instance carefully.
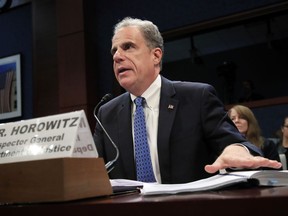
[111,26,161,96]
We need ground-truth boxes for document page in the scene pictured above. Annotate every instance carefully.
[110,179,144,194]
[110,170,288,196]
[140,173,248,195]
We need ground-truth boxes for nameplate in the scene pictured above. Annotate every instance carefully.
[0,110,98,164]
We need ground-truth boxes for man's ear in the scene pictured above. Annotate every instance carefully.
[153,48,162,65]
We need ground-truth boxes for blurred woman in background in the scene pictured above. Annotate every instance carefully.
[228,105,281,166]
[276,116,288,169]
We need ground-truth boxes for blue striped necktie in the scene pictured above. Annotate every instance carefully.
[134,97,156,182]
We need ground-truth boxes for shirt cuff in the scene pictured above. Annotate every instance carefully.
[232,143,250,153]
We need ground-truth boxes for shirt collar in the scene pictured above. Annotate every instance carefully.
[130,75,161,109]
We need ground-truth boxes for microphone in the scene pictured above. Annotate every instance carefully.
[93,93,119,173]
[94,93,113,115]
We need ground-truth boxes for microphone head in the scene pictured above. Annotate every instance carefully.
[101,93,113,102]
[94,93,114,118]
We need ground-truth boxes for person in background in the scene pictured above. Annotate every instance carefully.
[277,116,288,169]
[93,17,281,184]
[228,104,281,166]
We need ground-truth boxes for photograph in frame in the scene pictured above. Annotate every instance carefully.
[0,54,21,120]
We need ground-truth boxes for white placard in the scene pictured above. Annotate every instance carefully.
[0,110,98,164]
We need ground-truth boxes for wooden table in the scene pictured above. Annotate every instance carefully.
[1,186,288,215]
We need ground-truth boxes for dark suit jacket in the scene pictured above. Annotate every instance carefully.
[94,76,262,183]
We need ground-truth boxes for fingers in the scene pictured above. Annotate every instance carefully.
[251,157,282,169]
[204,164,220,174]
[204,159,231,174]
[205,144,283,174]
[205,157,282,174]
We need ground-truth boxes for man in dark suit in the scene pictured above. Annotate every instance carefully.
[93,17,281,184]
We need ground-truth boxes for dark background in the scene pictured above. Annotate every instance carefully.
[0,0,287,138]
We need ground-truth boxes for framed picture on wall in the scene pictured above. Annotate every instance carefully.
[0,54,21,120]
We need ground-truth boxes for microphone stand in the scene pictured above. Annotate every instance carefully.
[93,94,119,173]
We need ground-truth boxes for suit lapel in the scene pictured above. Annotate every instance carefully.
[157,77,178,182]
[117,94,136,178]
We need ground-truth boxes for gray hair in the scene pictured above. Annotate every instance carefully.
[113,17,164,68]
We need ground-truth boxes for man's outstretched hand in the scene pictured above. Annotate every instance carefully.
[205,144,282,174]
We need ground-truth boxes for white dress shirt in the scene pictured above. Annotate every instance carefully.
[131,75,162,183]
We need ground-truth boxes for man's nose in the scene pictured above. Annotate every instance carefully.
[113,49,124,62]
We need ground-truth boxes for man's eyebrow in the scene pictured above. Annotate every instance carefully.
[111,46,117,54]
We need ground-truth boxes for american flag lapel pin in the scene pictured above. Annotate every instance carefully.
[168,104,174,110]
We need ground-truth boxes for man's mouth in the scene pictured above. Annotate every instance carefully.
[118,68,130,73]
